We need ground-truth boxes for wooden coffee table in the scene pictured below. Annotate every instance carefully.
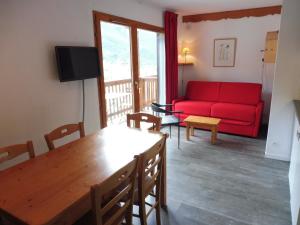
[184,116,221,144]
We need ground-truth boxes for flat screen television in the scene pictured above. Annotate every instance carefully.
[55,46,100,82]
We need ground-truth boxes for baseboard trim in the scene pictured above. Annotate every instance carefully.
[265,153,290,161]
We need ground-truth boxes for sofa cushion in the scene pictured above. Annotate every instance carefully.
[219,82,262,105]
[221,119,253,126]
[175,100,215,117]
[186,81,220,102]
[211,103,256,123]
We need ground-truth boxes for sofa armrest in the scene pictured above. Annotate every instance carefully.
[253,101,264,137]
[172,96,185,105]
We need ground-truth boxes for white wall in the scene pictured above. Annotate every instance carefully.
[0,0,163,169]
[266,0,300,161]
[289,114,300,225]
[177,15,281,123]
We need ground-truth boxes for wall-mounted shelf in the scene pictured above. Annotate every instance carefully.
[178,62,194,66]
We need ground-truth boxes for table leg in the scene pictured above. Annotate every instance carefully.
[211,126,217,144]
[186,124,190,140]
[161,141,167,207]
[191,127,194,136]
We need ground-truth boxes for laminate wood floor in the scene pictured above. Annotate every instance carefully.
[139,126,291,225]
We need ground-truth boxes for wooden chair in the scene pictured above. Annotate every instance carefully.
[127,113,161,132]
[0,141,35,164]
[74,157,139,225]
[44,122,85,151]
[133,133,167,225]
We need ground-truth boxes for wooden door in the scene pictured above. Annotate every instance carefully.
[264,31,279,63]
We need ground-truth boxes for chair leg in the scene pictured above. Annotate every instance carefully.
[178,124,180,148]
[155,184,162,225]
[125,207,133,225]
[139,201,147,225]
[155,204,162,225]
[169,125,172,137]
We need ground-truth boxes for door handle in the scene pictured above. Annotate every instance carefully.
[134,81,139,88]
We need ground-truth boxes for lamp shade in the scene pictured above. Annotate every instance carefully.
[182,47,190,54]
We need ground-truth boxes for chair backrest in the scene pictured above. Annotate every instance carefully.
[127,113,161,132]
[44,122,85,151]
[0,141,35,164]
[151,103,170,115]
[91,157,139,225]
[138,134,167,201]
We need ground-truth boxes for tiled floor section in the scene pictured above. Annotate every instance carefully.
[142,127,291,225]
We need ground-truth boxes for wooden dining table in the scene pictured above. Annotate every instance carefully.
[0,126,166,225]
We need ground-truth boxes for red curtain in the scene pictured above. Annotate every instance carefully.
[164,11,178,105]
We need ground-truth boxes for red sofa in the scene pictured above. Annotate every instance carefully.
[172,81,264,137]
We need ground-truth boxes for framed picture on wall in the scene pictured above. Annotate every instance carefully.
[213,38,237,67]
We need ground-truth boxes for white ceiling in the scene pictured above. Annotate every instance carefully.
[137,0,283,15]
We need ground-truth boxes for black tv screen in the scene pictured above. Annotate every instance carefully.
[55,46,100,82]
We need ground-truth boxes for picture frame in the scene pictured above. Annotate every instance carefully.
[213,38,237,67]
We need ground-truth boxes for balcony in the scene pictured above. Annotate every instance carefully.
[105,76,158,124]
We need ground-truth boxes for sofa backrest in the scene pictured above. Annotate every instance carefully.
[219,82,262,105]
[185,81,262,105]
[185,81,220,102]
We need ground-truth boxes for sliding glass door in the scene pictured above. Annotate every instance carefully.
[101,21,134,125]
[94,11,165,127]
[138,29,161,112]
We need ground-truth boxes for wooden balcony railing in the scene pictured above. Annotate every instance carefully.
[139,76,158,110]
[105,76,158,124]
